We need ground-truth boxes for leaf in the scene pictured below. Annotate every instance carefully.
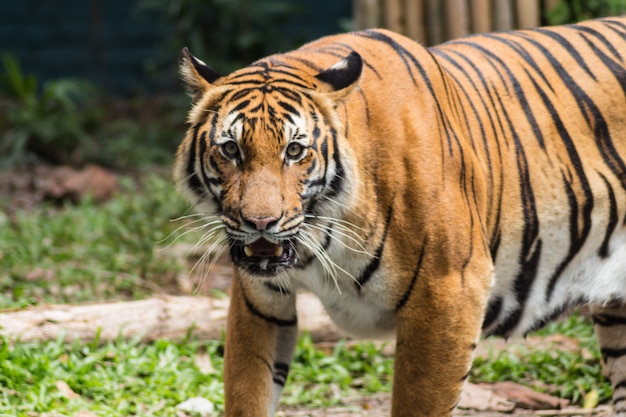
[56,380,81,399]
[583,389,599,409]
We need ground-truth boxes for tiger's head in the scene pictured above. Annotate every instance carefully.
[174,48,363,278]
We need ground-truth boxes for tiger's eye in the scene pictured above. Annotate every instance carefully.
[286,142,304,159]
[221,141,239,158]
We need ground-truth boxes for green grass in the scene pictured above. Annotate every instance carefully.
[0,172,612,413]
[0,174,189,309]
[0,333,225,416]
[284,335,394,407]
[0,332,394,416]
[0,317,607,416]
[472,314,609,406]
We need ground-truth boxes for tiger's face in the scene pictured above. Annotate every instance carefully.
[174,49,363,278]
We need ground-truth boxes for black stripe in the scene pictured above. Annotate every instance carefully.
[615,379,626,391]
[601,18,626,38]
[327,129,345,197]
[277,100,298,116]
[580,33,626,98]
[460,369,471,382]
[242,289,297,327]
[534,28,597,80]
[186,125,204,196]
[437,49,505,261]
[256,353,273,374]
[358,30,450,139]
[272,377,286,387]
[432,49,493,171]
[521,67,594,300]
[357,30,421,87]
[275,87,302,104]
[593,313,626,327]
[614,396,626,406]
[356,207,393,290]
[602,347,626,358]
[514,31,626,193]
[231,99,250,113]
[487,89,542,337]
[571,24,623,62]
[481,33,554,93]
[482,298,502,333]
[545,174,590,299]
[613,396,626,413]
[523,297,585,336]
[455,39,546,150]
[598,173,619,258]
[274,362,290,373]
[395,241,427,312]
[229,88,256,102]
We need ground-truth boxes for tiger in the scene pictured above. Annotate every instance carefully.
[174,16,626,417]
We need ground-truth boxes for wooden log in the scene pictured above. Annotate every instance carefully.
[385,0,404,33]
[354,0,381,30]
[446,0,469,40]
[405,0,426,43]
[0,293,342,344]
[493,0,514,31]
[516,0,539,29]
[471,0,491,33]
[426,0,445,45]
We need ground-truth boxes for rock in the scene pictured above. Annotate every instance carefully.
[39,164,117,203]
[458,382,516,412]
[176,397,215,417]
[478,381,570,410]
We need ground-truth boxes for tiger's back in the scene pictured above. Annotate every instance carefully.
[431,18,626,337]
[175,17,626,417]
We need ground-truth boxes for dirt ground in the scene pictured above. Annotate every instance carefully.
[277,393,611,417]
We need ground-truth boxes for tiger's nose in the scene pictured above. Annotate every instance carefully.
[243,215,280,231]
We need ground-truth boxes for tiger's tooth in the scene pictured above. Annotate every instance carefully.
[274,245,284,257]
[243,245,254,257]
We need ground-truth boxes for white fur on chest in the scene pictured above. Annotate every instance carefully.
[290,260,397,339]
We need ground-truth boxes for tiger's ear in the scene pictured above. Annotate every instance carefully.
[315,51,362,100]
[179,47,221,101]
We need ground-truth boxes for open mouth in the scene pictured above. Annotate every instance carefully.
[230,237,296,276]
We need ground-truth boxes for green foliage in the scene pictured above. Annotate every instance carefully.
[472,314,610,405]
[0,335,225,416]
[0,174,189,309]
[285,335,394,407]
[137,0,308,74]
[0,54,186,169]
[546,0,626,24]
[0,54,100,168]
[0,332,394,416]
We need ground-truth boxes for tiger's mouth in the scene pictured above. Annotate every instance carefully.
[230,237,296,276]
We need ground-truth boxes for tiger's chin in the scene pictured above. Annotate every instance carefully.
[229,238,297,277]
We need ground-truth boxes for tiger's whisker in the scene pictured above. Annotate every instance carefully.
[303,222,370,255]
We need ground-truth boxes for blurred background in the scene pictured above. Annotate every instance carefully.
[1,0,626,171]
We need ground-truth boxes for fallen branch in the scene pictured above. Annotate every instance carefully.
[0,293,342,344]
[534,407,611,416]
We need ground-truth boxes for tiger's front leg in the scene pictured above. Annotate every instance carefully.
[392,268,490,417]
[224,275,298,417]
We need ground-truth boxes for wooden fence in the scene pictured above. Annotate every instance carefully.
[353,0,562,45]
